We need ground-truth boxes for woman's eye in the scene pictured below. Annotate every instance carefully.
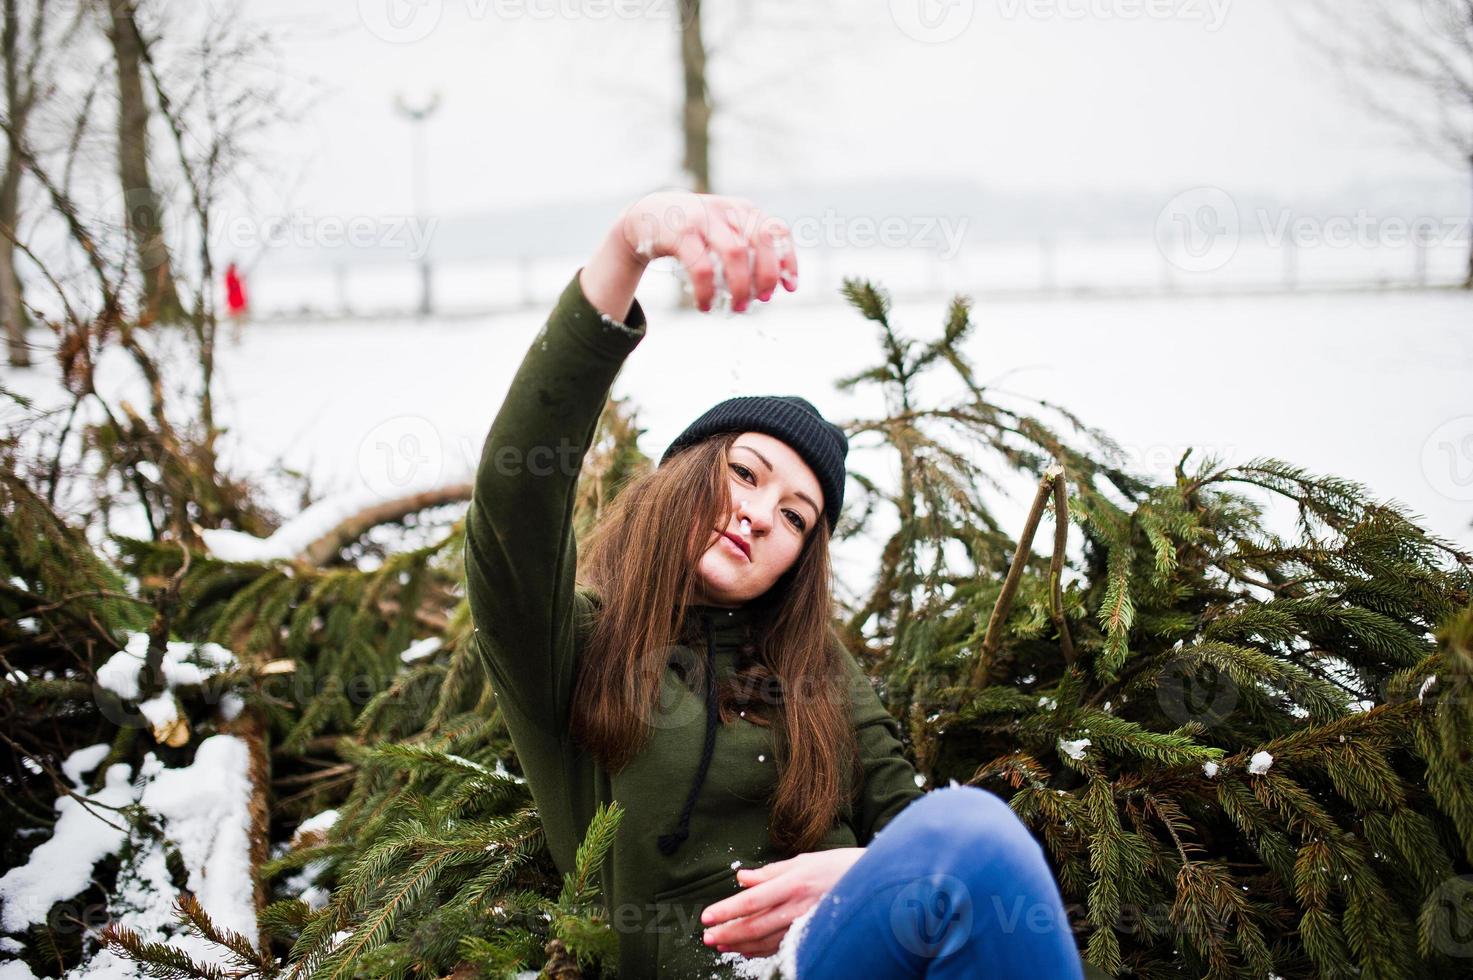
[731,463,754,482]
[785,510,806,532]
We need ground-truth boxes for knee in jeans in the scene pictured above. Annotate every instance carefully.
[903,785,1043,860]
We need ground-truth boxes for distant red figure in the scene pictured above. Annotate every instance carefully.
[225,262,249,317]
[224,261,249,343]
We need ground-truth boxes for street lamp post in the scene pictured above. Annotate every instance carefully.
[394,92,441,317]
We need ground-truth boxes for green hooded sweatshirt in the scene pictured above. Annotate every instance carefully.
[464,268,927,978]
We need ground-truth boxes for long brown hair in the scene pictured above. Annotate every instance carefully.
[571,430,863,854]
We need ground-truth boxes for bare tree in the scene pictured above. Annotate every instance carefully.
[1,0,52,366]
[1291,0,1473,288]
[678,0,712,193]
[0,0,295,544]
[99,0,184,321]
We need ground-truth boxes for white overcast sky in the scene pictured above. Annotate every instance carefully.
[239,0,1464,222]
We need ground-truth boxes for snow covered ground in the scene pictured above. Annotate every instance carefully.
[6,270,1471,593]
[2,270,1468,977]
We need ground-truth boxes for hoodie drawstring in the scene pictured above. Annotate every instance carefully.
[658,612,720,856]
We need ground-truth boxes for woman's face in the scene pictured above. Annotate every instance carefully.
[692,431,824,608]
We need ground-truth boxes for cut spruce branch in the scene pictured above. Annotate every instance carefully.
[972,463,1068,688]
[295,483,472,566]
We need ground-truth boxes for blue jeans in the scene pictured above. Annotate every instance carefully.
[794,785,1085,979]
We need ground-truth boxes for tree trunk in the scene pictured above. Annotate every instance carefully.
[0,148,26,371]
[678,0,711,194]
[1,148,28,371]
[1,0,29,366]
[102,0,183,323]
[1465,155,1472,290]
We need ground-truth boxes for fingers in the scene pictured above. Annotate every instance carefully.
[717,932,784,959]
[631,191,797,313]
[704,210,753,312]
[736,856,792,886]
[707,899,807,957]
[720,204,795,304]
[674,227,716,312]
[741,212,780,303]
[702,868,792,930]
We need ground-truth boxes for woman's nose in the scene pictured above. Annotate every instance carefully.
[735,498,770,533]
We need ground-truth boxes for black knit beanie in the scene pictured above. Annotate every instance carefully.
[658,395,848,533]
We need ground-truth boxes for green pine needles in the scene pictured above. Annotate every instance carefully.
[833,279,1473,979]
[2,286,1469,979]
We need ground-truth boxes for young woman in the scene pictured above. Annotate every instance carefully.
[464,192,1087,979]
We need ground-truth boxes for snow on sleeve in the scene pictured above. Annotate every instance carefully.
[0,763,137,932]
[1248,750,1274,775]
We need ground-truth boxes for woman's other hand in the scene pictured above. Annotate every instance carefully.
[699,847,864,959]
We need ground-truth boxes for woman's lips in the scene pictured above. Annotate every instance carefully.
[720,531,751,561]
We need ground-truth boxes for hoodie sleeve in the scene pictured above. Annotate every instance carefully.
[831,632,928,845]
[463,267,647,741]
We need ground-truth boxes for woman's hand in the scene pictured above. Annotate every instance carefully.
[699,847,864,960]
[580,192,799,322]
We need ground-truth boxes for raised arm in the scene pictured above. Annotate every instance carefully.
[463,194,798,741]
